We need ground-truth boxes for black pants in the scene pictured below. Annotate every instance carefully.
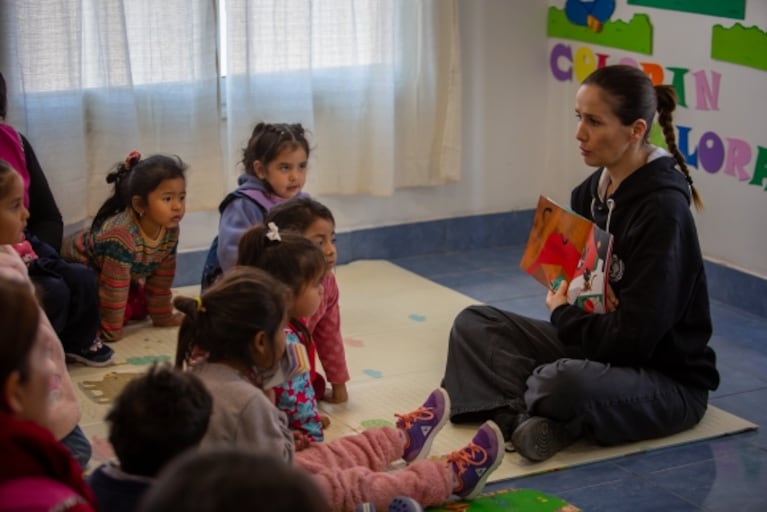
[27,233,100,353]
[441,305,708,446]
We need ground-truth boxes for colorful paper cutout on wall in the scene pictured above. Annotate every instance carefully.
[627,0,745,20]
[565,0,616,33]
[712,24,767,71]
[547,6,653,55]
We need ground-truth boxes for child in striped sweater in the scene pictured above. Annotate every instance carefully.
[62,152,186,342]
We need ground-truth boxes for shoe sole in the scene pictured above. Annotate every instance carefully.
[65,353,114,367]
[411,388,451,462]
[388,496,423,512]
[462,420,505,500]
[511,416,573,462]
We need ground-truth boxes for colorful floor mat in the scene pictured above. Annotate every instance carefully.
[68,260,757,482]
[430,488,580,511]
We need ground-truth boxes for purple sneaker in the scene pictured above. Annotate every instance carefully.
[395,388,450,463]
[447,420,504,500]
[388,496,423,512]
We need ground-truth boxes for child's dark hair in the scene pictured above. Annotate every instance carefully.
[264,196,335,233]
[237,223,325,298]
[242,122,310,182]
[0,159,19,199]
[92,152,187,229]
[582,64,702,210]
[237,224,325,346]
[139,449,330,512]
[174,266,288,368]
[106,363,212,477]
[0,277,40,412]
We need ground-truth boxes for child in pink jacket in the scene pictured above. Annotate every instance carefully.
[265,197,350,403]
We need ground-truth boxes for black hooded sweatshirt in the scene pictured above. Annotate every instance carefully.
[552,154,719,391]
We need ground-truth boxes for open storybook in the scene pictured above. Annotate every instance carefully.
[519,195,613,314]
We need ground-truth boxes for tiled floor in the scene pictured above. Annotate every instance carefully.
[392,245,767,512]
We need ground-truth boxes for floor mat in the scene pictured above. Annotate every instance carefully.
[69,260,758,481]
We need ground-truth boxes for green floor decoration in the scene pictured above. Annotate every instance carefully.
[429,488,580,512]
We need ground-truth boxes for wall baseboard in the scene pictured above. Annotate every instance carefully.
[175,209,767,319]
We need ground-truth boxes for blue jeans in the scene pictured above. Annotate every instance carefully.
[60,425,92,468]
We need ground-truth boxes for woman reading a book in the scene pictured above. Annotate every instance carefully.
[441,64,719,463]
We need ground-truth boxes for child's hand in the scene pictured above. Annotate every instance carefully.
[320,414,331,429]
[324,383,348,404]
[546,280,569,312]
[293,431,312,451]
[153,311,185,327]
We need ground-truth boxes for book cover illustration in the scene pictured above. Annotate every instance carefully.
[519,195,613,313]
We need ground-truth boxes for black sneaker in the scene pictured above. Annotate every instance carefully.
[493,408,530,452]
[511,416,575,462]
[66,339,115,367]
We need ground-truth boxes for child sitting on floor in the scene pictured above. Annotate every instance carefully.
[62,151,187,342]
[174,266,505,512]
[88,364,212,512]
[0,161,93,468]
[0,73,109,367]
[201,122,311,290]
[0,274,96,511]
[237,223,328,441]
[265,197,350,404]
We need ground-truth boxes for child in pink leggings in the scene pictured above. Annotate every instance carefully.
[174,266,505,512]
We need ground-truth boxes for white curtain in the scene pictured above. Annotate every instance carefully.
[0,0,223,223]
[223,0,462,196]
[1,0,461,225]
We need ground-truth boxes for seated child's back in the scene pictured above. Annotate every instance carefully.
[88,364,212,512]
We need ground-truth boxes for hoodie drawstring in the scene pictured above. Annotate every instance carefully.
[590,196,616,234]
[605,198,615,233]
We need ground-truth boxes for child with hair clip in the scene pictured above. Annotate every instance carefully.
[201,122,310,290]
[0,275,96,511]
[237,222,328,442]
[265,197,350,404]
[62,151,187,342]
[175,267,505,512]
